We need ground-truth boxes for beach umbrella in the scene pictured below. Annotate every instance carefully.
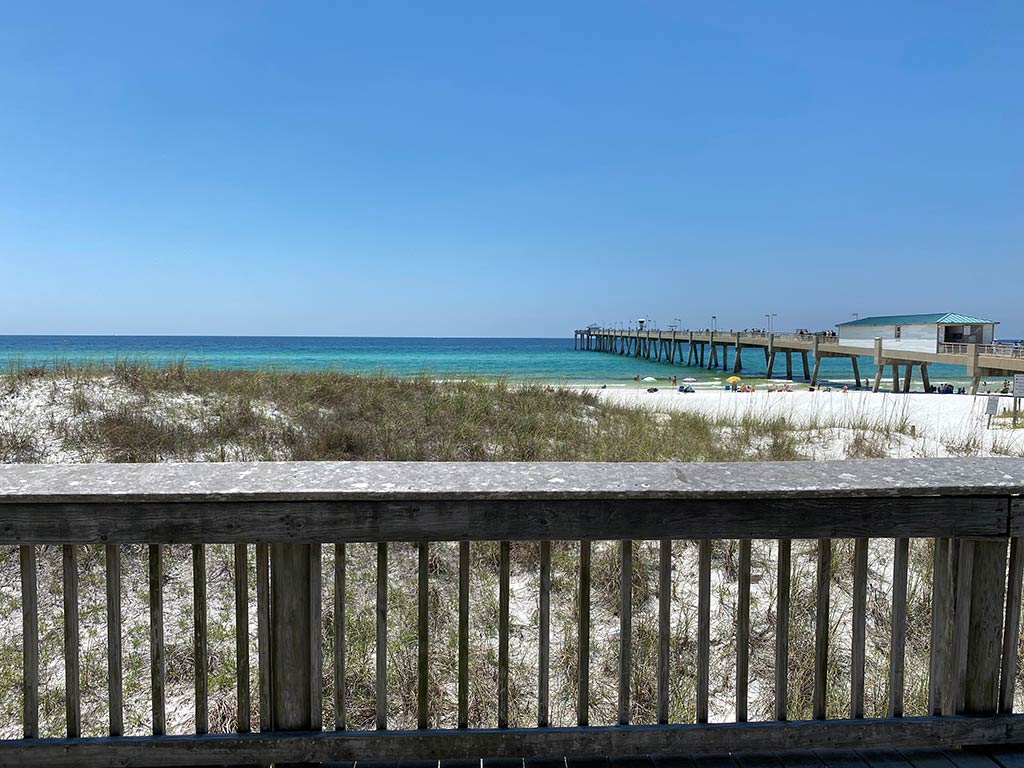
[727,376,742,383]
[642,377,657,382]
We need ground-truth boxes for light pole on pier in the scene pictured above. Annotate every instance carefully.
[765,313,777,334]
[711,315,717,332]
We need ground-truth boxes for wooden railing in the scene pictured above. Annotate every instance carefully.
[1,459,1024,766]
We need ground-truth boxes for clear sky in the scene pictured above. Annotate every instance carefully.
[1,2,1021,337]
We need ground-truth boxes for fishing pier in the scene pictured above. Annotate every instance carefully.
[575,327,1024,394]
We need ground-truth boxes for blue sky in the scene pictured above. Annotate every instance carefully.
[1,1,1021,337]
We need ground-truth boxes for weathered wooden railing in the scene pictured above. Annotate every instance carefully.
[1,459,1024,766]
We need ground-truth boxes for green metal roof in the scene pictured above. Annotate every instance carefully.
[837,313,998,328]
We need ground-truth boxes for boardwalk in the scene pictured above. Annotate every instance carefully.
[575,328,1024,394]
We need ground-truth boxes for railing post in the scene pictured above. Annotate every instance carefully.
[962,538,1009,715]
[270,543,320,765]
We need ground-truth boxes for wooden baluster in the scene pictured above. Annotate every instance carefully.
[813,538,831,720]
[538,540,551,728]
[376,542,388,730]
[63,544,81,738]
[1000,537,1024,713]
[234,543,251,734]
[458,541,469,730]
[193,544,209,735]
[106,544,123,737]
[498,541,511,729]
[310,544,323,731]
[149,544,166,736]
[697,539,711,724]
[775,539,791,721]
[256,543,273,731]
[951,540,974,714]
[889,538,909,717]
[334,543,346,731]
[618,540,633,725]
[929,538,952,716]
[418,542,429,729]
[578,540,591,727]
[20,545,38,739]
[269,544,317,735]
[965,539,1009,714]
[851,538,868,718]
[737,539,751,722]
[657,539,671,725]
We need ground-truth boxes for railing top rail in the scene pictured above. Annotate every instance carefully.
[1,458,1023,503]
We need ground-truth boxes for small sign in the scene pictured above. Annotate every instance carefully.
[986,396,1000,416]
[1015,374,1024,398]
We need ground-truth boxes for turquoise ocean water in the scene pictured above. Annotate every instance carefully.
[0,335,980,388]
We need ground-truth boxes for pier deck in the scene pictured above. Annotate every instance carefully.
[575,328,1024,394]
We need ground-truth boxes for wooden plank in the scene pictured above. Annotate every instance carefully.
[896,748,955,768]
[20,544,38,739]
[928,539,951,716]
[538,540,551,728]
[814,750,868,768]
[498,541,511,729]
[611,758,654,768]
[0,494,1013,544]
[698,539,711,724]
[6,715,1024,767]
[418,542,429,730]
[773,753,820,768]
[1001,537,1024,713]
[965,539,1009,714]
[890,538,909,718]
[652,756,697,768]
[776,539,791,722]
[941,750,1002,768]
[737,539,752,722]
[256,542,273,731]
[851,538,868,719]
[951,540,974,714]
[311,543,324,731]
[814,539,831,720]
[63,544,81,738]
[4,459,1020,502]
[193,544,208,735]
[619,539,633,726]
[734,753,779,768]
[578,540,591,727]
[853,749,911,768]
[270,544,315,731]
[990,753,1024,768]
[658,538,671,725]
[233,543,250,734]
[458,541,469,730]
[377,542,388,730]
[335,542,346,730]
[105,544,123,737]
[149,543,166,736]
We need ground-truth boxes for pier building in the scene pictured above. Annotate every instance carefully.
[837,313,998,354]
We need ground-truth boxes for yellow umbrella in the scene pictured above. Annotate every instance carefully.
[727,376,742,383]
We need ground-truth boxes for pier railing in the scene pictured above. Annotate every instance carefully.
[1,459,1024,766]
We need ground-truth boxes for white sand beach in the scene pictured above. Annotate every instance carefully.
[587,386,1024,458]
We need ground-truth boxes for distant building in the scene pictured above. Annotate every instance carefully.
[836,313,998,353]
